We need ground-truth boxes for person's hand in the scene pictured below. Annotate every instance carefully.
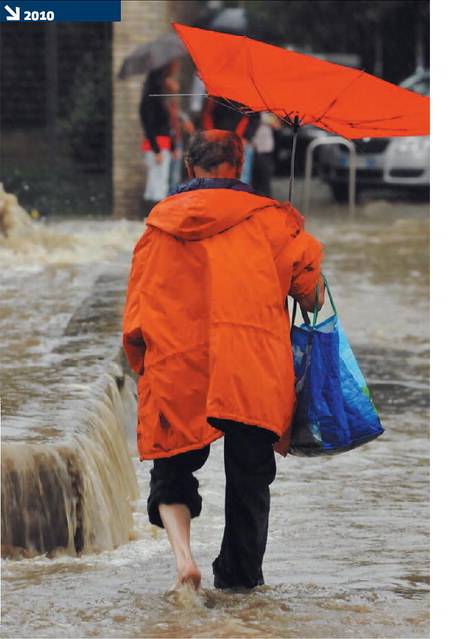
[154,152,163,165]
[299,275,325,312]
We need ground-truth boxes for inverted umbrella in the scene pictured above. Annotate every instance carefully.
[173,23,430,199]
[118,31,186,79]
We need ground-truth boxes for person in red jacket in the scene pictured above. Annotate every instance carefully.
[123,130,324,591]
[140,62,181,209]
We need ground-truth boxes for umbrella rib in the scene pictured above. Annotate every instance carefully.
[321,114,411,135]
[323,114,411,133]
[243,38,295,127]
[351,124,410,133]
[221,96,253,115]
[244,38,268,112]
[325,114,406,125]
[312,119,353,141]
[313,69,368,124]
[327,110,427,135]
[206,95,255,117]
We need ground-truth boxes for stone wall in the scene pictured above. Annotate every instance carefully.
[112,1,170,218]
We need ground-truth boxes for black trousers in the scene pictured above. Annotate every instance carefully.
[147,420,277,589]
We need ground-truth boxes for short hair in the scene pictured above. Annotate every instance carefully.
[185,130,243,171]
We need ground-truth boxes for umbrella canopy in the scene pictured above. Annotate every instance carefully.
[118,32,186,79]
[173,23,429,139]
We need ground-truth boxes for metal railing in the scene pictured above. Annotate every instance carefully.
[302,137,357,219]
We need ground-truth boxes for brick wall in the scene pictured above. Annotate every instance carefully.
[112,1,170,218]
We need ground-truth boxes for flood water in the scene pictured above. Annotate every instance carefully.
[1,188,429,638]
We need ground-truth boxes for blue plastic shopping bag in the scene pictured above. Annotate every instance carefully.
[290,277,384,456]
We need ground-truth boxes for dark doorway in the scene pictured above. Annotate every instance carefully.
[1,22,112,216]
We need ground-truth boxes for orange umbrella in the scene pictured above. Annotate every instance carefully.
[173,22,429,139]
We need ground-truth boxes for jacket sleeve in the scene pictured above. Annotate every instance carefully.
[122,228,152,375]
[255,203,324,304]
[289,230,324,303]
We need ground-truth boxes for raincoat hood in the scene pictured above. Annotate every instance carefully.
[146,179,276,241]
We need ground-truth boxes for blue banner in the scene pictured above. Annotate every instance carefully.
[0,1,121,22]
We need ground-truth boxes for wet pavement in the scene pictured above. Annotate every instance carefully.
[1,182,429,637]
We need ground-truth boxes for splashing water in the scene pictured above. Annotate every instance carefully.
[1,194,428,637]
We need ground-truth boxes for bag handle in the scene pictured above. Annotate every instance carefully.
[322,274,338,316]
[290,273,337,330]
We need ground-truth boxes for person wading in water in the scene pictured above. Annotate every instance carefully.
[123,130,324,590]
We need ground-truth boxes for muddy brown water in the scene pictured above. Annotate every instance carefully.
[1,191,429,638]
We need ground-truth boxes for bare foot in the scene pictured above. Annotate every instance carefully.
[176,558,201,590]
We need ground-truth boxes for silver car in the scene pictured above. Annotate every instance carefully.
[318,70,430,201]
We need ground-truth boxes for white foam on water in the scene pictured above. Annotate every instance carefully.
[0,218,143,269]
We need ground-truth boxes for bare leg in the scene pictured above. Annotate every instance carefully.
[158,503,201,590]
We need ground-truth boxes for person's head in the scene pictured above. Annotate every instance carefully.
[184,130,244,179]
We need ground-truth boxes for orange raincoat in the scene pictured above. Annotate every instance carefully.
[123,184,322,460]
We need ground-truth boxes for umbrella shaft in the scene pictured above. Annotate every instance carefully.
[288,125,299,203]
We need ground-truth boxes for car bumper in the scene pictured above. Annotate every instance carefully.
[319,140,429,187]
[320,165,429,186]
